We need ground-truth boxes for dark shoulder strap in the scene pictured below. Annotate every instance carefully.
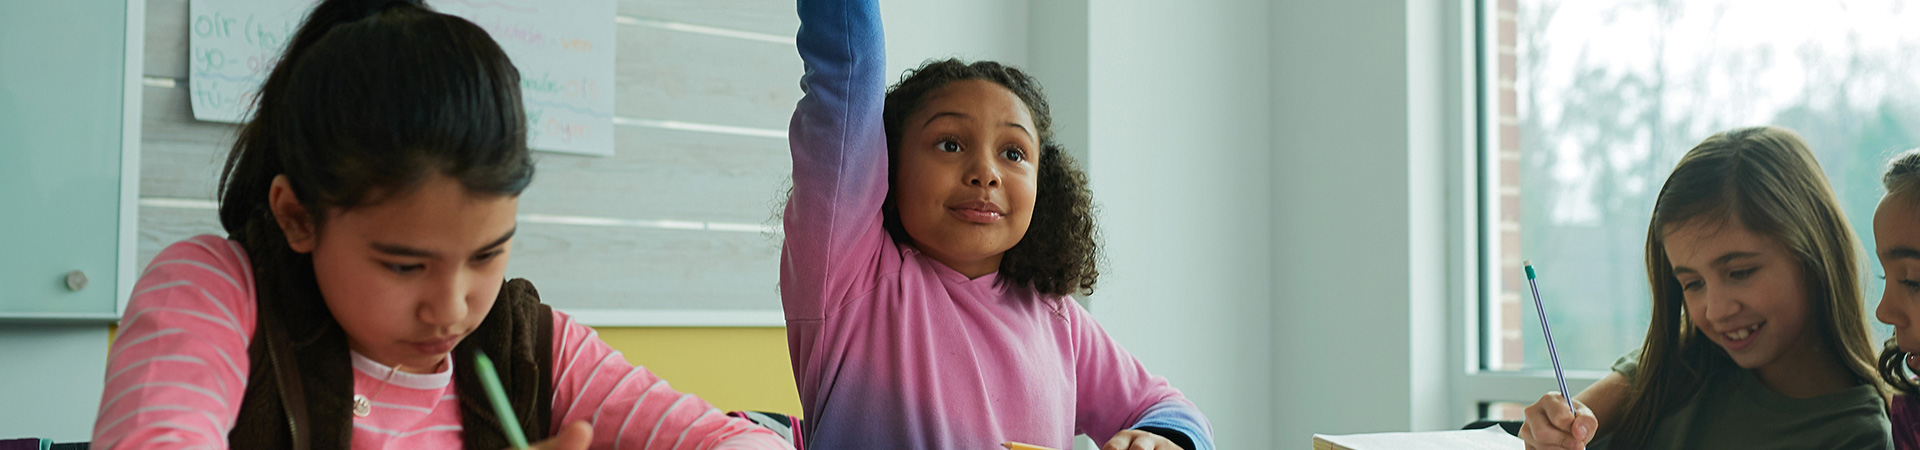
[535,301,555,427]
[456,278,554,448]
[230,287,312,450]
[262,309,313,450]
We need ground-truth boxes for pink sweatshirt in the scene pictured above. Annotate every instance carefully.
[93,234,791,450]
[779,0,1212,448]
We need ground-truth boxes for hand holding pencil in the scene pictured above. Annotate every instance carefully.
[522,421,593,450]
[477,350,594,450]
[1515,261,1595,450]
[1519,391,1597,450]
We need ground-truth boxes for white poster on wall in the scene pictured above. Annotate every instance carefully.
[187,0,617,156]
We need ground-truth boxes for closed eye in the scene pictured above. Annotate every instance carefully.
[473,249,504,263]
[1680,279,1704,291]
[385,262,424,275]
[1729,267,1759,280]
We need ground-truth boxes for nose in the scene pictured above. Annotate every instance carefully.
[1880,284,1904,328]
[417,270,468,331]
[1700,285,1742,327]
[964,151,1001,188]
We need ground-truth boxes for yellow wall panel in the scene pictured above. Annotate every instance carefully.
[577,326,800,416]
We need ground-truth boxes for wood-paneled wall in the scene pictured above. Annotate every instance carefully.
[139,0,802,322]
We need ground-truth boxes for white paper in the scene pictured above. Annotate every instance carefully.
[185,0,314,124]
[1312,426,1523,450]
[187,0,617,156]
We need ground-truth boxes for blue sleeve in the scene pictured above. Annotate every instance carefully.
[783,0,892,437]
[782,0,890,321]
[1129,400,1215,450]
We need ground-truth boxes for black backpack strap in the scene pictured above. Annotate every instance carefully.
[456,278,554,448]
[230,290,311,450]
[535,301,555,428]
[263,307,313,450]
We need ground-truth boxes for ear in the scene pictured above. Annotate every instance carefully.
[268,175,320,254]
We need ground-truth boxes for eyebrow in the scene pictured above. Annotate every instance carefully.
[1670,251,1761,275]
[1888,246,1920,261]
[922,111,1034,139]
[370,226,517,259]
[923,111,968,126]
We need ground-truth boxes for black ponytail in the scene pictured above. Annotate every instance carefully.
[216,0,532,334]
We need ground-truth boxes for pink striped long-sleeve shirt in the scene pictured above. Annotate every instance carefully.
[93,235,791,450]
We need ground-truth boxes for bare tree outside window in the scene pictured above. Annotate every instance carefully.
[1485,0,1920,374]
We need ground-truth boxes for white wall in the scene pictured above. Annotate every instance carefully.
[1269,0,1459,444]
[880,0,1030,84]
[1082,0,1276,449]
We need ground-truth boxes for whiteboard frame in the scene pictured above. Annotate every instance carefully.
[117,0,147,318]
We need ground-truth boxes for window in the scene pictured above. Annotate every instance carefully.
[1471,0,1920,408]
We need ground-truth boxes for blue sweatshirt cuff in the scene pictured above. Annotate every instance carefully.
[1128,400,1214,450]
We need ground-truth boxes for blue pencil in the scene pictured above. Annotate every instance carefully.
[1524,260,1575,414]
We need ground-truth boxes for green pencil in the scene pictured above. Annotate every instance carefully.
[473,350,530,449]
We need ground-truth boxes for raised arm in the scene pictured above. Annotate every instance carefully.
[781,0,891,321]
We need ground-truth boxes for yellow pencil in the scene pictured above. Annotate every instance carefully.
[1001,442,1061,450]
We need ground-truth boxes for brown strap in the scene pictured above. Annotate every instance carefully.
[260,300,311,450]
[534,302,555,427]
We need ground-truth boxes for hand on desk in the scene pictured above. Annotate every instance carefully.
[1102,429,1179,450]
[1519,391,1597,450]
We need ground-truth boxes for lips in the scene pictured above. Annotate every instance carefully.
[408,336,461,356]
[947,200,1005,224]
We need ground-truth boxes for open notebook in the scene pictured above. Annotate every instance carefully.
[1312,426,1522,450]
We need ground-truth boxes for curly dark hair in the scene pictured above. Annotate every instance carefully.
[1878,148,1920,395]
[880,59,1100,296]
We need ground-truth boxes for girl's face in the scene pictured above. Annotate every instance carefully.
[1663,216,1817,372]
[893,79,1039,277]
[273,173,518,373]
[1874,193,1920,369]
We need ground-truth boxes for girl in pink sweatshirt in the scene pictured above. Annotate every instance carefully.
[90,1,789,448]
[781,0,1213,448]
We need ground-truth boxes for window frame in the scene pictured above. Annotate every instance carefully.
[1448,0,1611,426]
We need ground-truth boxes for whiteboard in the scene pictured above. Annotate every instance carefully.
[186,0,617,156]
[143,0,801,326]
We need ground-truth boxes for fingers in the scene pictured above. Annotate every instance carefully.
[1540,392,1576,430]
[1102,430,1172,450]
[1570,401,1598,445]
[1522,392,1581,450]
[529,421,593,450]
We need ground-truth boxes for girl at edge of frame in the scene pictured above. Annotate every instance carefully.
[90,1,793,448]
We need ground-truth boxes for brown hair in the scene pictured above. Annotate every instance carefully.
[1876,148,1920,395]
[1609,127,1882,448]
[880,59,1100,296]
